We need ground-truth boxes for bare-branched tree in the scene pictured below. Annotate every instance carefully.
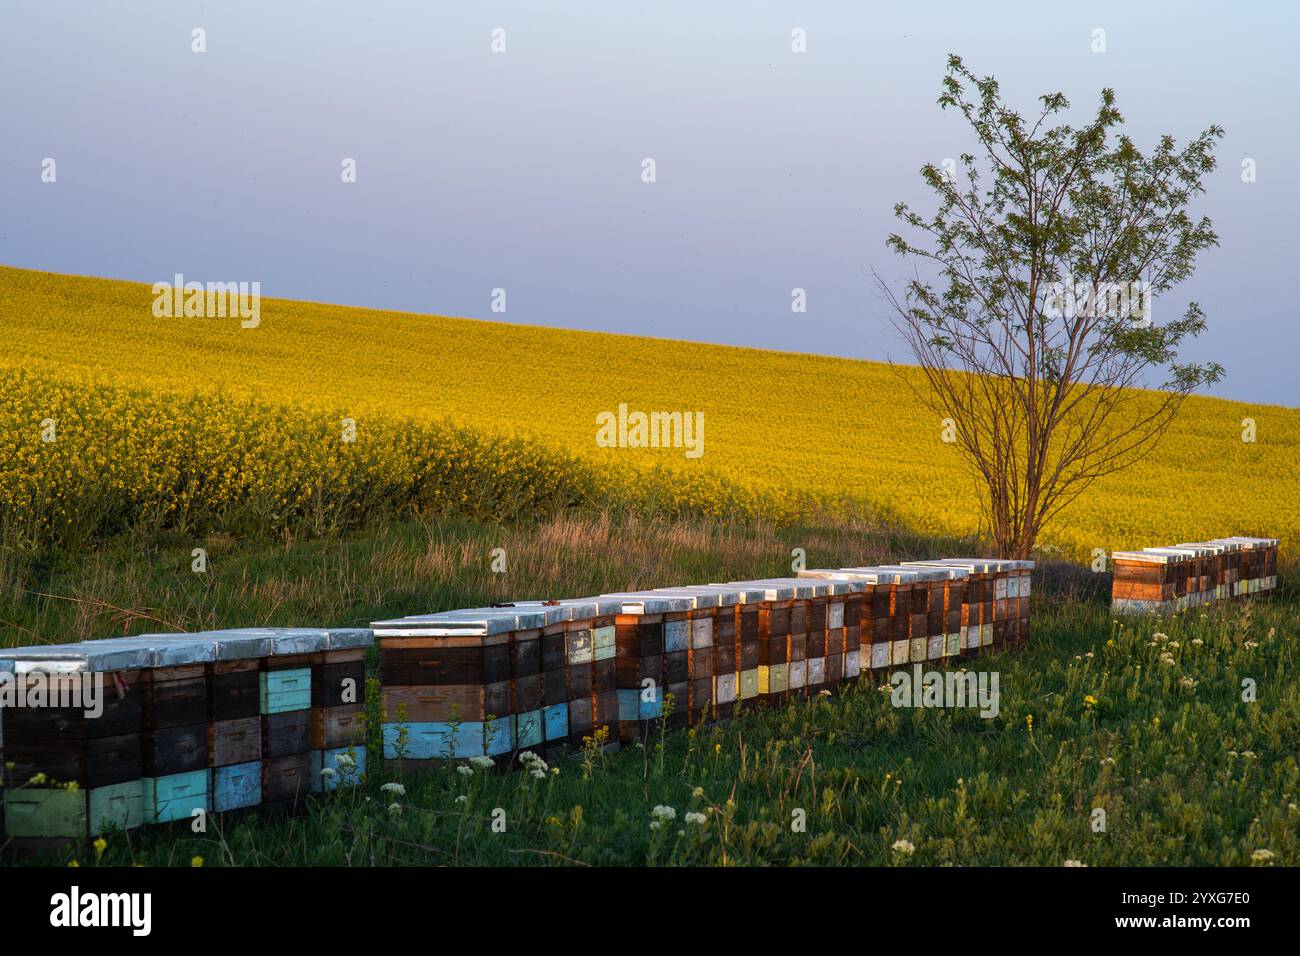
[880,55,1224,559]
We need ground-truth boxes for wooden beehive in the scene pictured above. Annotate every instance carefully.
[592,593,695,742]
[0,641,152,847]
[800,568,922,669]
[671,583,768,721]
[1211,537,1279,597]
[648,587,729,725]
[373,607,559,767]
[514,597,625,751]
[1112,549,1191,615]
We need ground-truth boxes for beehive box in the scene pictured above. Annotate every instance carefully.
[1211,537,1279,597]
[593,593,695,742]
[729,577,865,698]
[926,559,1032,651]
[1111,549,1192,615]
[514,597,624,750]
[648,587,728,725]
[1174,541,1236,602]
[900,561,977,658]
[373,606,559,767]
[800,568,921,670]
[0,641,149,844]
[671,583,769,721]
[869,565,967,663]
[0,638,208,843]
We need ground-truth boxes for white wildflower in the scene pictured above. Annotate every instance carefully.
[685,812,707,825]
[456,765,474,777]
[651,805,677,822]
[1251,849,1275,863]
[891,839,915,855]
[380,782,406,796]
[1063,859,1087,867]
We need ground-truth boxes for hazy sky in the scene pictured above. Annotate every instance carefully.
[2,1,1297,405]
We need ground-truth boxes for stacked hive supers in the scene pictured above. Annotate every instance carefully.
[0,628,371,848]
[1111,537,1279,615]
[370,558,1034,765]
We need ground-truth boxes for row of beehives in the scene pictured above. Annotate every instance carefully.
[1110,536,1280,615]
[0,628,370,847]
[373,558,1034,763]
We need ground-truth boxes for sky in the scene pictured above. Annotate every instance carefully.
[2,1,1297,406]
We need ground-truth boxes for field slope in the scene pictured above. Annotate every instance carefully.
[2,265,1296,553]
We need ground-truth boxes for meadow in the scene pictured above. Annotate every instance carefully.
[1,265,1296,867]
[1,514,1294,867]
[3,265,1298,559]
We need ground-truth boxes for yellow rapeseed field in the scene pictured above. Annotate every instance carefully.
[2,265,1296,555]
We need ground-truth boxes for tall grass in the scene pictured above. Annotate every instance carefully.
[1,514,1294,866]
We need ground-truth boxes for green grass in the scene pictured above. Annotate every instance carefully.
[1,515,1295,866]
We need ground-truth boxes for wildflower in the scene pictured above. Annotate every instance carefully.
[651,805,677,823]
[1084,651,1094,658]
[1159,653,1175,666]
[456,765,474,777]
[692,786,705,799]
[387,802,403,817]
[1191,638,1203,646]
[469,755,494,770]
[93,837,107,858]
[1179,677,1198,691]
[530,768,546,780]
[1153,632,1168,643]
[818,689,832,697]
[1168,641,1179,649]
[334,753,356,769]
[320,767,338,780]
[68,860,79,868]
[1063,859,1087,867]
[891,839,916,855]
[1025,714,1033,733]
[1083,694,1098,709]
[455,795,467,804]
[28,772,46,785]
[649,821,662,831]
[1244,641,1259,650]
[1241,750,1256,759]
[1251,849,1275,863]
[1100,757,1115,766]
[191,855,204,867]
[380,782,406,796]
[550,767,560,776]
[685,812,707,826]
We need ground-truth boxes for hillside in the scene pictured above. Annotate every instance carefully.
[2,265,1296,553]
